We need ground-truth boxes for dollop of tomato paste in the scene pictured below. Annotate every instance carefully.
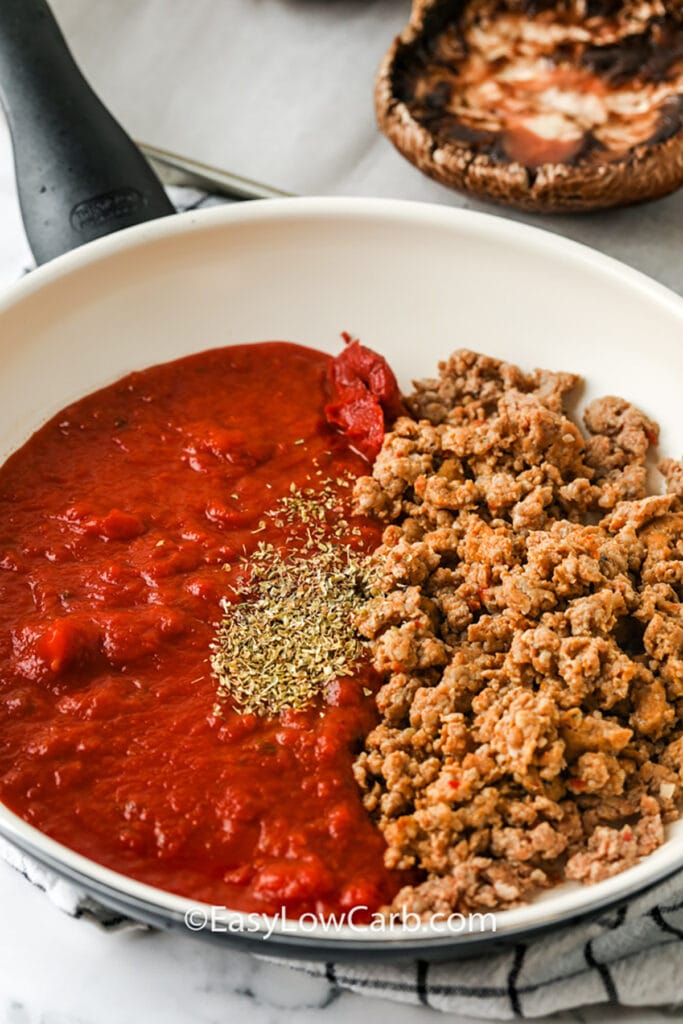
[325,336,405,460]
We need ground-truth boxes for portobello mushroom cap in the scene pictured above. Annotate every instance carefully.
[376,0,683,211]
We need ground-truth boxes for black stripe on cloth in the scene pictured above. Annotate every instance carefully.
[597,905,627,930]
[416,959,430,1007]
[93,914,129,929]
[611,905,627,929]
[301,968,508,997]
[175,193,215,214]
[660,898,683,914]
[584,939,617,1002]
[13,865,47,895]
[651,906,683,941]
[72,906,131,928]
[507,945,526,1017]
[325,962,337,985]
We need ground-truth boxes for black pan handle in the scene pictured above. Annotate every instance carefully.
[0,0,174,266]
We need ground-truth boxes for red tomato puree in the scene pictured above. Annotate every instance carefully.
[0,342,407,917]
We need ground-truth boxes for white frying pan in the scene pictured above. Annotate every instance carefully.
[0,0,681,961]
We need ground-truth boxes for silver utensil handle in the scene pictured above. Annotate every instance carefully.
[137,142,293,202]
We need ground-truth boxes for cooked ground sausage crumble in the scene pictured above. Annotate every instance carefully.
[352,350,683,916]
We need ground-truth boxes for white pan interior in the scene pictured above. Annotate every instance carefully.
[0,197,681,944]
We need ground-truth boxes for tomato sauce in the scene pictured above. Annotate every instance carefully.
[0,342,407,916]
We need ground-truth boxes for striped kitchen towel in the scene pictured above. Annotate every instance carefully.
[290,870,683,1018]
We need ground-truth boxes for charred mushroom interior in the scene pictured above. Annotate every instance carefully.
[379,0,683,210]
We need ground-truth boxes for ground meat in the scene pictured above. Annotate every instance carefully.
[353,349,683,917]
[661,458,683,498]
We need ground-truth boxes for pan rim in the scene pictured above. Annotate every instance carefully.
[0,195,681,954]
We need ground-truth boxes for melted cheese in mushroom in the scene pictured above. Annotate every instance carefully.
[403,0,683,167]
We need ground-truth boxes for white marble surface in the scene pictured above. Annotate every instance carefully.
[0,1,682,1022]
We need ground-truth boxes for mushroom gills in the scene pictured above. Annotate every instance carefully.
[378,0,683,211]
